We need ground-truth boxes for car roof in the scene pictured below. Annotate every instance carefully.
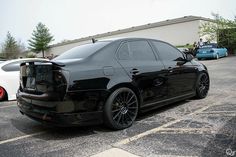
[99,37,161,42]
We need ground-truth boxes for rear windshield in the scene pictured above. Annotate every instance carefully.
[53,41,110,60]
[201,44,217,49]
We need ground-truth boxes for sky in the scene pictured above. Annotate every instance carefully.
[0,0,235,48]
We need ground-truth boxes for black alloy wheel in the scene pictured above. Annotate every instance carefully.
[196,73,209,99]
[104,87,139,130]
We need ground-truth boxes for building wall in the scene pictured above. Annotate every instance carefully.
[99,20,201,45]
[46,20,202,57]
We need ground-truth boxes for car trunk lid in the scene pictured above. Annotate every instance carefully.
[19,61,68,101]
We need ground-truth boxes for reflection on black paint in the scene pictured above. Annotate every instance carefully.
[70,77,110,91]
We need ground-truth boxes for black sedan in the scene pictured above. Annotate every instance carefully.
[17,38,209,130]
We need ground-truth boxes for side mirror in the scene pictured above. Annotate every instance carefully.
[186,53,194,62]
[175,57,186,66]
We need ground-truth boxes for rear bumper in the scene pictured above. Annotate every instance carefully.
[16,91,103,127]
[196,53,217,59]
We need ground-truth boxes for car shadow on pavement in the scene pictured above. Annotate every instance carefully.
[10,99,189,141]
[11,117,99,140]
[137,99,188,120]
[38,126,98,140]
[201,116,236,157]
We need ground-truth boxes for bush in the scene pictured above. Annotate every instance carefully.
[219,28,236,54]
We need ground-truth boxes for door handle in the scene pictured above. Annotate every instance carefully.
[130,68,139,75]
[154,79,163,86]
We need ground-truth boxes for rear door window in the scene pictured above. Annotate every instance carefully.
[129,40,157,61]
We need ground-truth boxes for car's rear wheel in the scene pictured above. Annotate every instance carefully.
[104,87,139,130]
[196,73,209,99]
[0,86,7,101]
[216,54,219,59]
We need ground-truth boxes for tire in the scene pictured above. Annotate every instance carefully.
[104,87,139,130]
[216,54,219,59]
[0,86,7,101]
[195,73,210,99]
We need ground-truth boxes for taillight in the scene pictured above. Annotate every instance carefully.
[54,71,65,83]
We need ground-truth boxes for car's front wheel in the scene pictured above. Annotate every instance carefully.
[104,87,139,130]
[0,86,7,101]
[196,73,210,99]
[216,54,219,59]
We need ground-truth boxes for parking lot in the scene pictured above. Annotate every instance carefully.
[0,56,236,157]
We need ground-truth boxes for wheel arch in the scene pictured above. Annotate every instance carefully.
[107,83,142,108]
[199,68,209,77]
[0,85,8,101]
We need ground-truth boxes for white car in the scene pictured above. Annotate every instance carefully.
[0,59,7,64]
[0,58,48,101]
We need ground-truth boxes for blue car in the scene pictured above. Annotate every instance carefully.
[196,43,228,60]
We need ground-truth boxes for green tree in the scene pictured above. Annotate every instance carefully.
[200,13,236,52]
[26,52,37,58]
[28,22,54,57]
[1,32,21,59]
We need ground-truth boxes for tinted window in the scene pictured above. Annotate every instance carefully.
[2,61,21,72]
[152,41,183,61]
[54,41,110,60]
[117,42,130,60]
[129,41,156,61]
[201,44,217,49]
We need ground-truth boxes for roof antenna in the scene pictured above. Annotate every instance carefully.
[92,38,97,43]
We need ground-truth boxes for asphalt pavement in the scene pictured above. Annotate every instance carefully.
[0,56,236,157]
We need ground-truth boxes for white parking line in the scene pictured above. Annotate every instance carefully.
[113,95,232,147]
[153,155,198,157]
[0,131,45,145]
[158,128,218,135]
[200,111,236,113]
[91,148,140,157]
[0,104,17,109]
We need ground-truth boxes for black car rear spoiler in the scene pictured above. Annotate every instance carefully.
[20,60,65,67]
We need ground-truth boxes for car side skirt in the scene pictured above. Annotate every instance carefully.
[140,92,196,113]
